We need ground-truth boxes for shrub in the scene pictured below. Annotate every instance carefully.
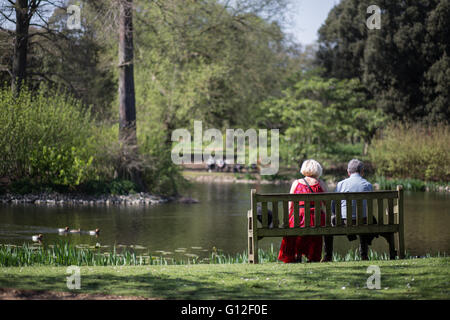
[141,137,188,197]
[369,123,449,181]
[0,85,95,188]
[0,85,186,195]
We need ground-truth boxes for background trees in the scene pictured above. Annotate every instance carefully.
[316,0,449,123]
[0,0,448,193]
[261,75,386,166]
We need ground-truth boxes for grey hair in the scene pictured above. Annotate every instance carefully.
[347,159,364,174]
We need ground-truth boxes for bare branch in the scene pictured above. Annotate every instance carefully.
[0,8,15,24]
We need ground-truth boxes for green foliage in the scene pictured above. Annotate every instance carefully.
[317,0,450,123]
[139,128,188,196]
[132,0,301,141]
[262,75,387,165]
[0,85,95,188]
[372,175,448,192]
[28,143,93,187]
[369,123,450,181]
[79,179,138,196]
[374,176,425,192]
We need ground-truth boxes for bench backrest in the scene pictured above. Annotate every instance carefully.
[251,185,404,231]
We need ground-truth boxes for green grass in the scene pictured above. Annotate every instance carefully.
[0,257,448,299]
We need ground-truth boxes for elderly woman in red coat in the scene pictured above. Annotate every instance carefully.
[278,159,327,263]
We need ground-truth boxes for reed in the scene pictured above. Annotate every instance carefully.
[374,175,448,192]
[369,123,449,182]
[0,242,445,267]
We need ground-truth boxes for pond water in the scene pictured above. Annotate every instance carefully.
[0,182,449,259]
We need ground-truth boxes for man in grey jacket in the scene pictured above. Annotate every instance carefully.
[322,159,378,262]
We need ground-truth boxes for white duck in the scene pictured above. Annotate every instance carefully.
[69,228,81,233]
[88,228,100,236]
[32,234,43,242]
[58,226,70,233]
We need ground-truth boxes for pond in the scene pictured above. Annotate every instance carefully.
[0,182,449,260]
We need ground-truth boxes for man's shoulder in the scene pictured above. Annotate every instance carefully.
[363,178,373,190]
[337,175,372,191]
[357,176,373,190]
[337,177,351,185]
[335,178,348,191]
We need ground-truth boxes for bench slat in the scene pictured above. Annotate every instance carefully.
[255,191,398,202]
[356,199,364,226]
[315,200,321,228]
[325,200,332,227]
[346,198,352,226]
[336,200,342,226]
[377,199,384,225]
[262,202,268,228]
[367,199,374,225]
[304,201,310,228]
[272,201,279,228]
[283,201,289,228]
[258,224,399,237]
[293,201,300,228]
[388,198,394,225]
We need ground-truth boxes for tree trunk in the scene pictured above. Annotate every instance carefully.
[118,0,136,143]
[118,0,145,190]
[11,0,29,94]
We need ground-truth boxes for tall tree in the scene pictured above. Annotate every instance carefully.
[118,0,136,143]
[0,1,115,113]
[316,0,449,123]
[0,0,44,93]
[117,0,143,188]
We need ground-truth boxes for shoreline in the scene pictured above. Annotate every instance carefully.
[0,172,447,206]
[183,171,450,193]
[0,192,200,206]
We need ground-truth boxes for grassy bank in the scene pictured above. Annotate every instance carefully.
[0,257,448,299]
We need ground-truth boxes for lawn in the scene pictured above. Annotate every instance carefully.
[0,258,448,299]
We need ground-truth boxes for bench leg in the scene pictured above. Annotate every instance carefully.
[248,236,258,264]
[380,233,396,260]
[398,228,406,259]
[387,233,396,260]
[248,210,258,264]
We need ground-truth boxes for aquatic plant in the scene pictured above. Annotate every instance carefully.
[0,241,445,267]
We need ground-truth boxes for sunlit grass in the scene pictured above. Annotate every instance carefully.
[0,258,448,299]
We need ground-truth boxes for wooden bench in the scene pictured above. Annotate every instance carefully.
[247,185,405,263]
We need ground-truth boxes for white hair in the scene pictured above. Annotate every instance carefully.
[300,159,323,178]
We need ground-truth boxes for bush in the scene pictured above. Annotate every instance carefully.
[79,179,137,195]
[140,134,188,197]
[369,123,449,181]
[0,85,95,188]
[0,85,186,196]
